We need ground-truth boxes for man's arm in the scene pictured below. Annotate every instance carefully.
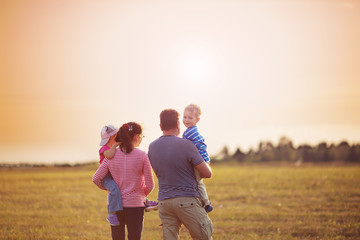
[194,161,212,178]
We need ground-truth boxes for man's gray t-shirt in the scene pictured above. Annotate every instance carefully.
[148,135,205,201]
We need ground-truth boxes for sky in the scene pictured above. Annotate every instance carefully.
[1,0,360,164]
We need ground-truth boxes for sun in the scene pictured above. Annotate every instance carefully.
[172,38,220,87]
[179,49,215,85]
[186,59,206,77]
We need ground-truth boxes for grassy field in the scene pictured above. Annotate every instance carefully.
[0,163,359,239]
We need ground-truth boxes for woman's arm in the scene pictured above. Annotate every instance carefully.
[143,154,155,196]
[92,161,109,190]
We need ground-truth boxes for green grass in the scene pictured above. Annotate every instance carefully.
[0,163,359,239]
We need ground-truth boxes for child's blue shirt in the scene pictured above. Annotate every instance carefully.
[182,126,210,163]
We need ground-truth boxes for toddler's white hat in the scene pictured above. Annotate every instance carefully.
[100,125,118,146]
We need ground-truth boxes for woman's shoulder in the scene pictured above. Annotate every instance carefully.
[131,148,147,157]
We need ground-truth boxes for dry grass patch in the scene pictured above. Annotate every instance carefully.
[0,164,359,239]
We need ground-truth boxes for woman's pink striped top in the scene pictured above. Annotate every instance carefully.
[92,148,155,207]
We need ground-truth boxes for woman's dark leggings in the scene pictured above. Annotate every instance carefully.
[110,207,145,240]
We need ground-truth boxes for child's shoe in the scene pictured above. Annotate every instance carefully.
[145,200,158,212]
[107,213,120,226]
[205,204,213,213]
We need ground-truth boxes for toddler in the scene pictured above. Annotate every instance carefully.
[182,104,213,212]
[99,125,123,226]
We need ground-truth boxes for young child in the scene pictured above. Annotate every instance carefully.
[182,104,213,212]
[99,125,123,226]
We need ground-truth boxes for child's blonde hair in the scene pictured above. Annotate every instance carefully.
[184,104,202,118]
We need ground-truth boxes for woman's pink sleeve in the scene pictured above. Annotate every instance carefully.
[143,153,155,196]
[92,161,109,190]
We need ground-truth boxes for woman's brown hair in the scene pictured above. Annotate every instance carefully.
[115,122,142,153]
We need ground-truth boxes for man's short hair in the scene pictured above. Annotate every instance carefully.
[160,109,179,131]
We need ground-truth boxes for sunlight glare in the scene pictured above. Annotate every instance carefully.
[186,59,205,77]
[178,42,217,87]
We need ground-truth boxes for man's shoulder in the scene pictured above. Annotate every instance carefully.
[150,136,194,148]
[149,137,161,146]
[151,135,182,142]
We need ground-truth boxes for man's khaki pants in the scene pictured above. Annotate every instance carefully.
[158,197,213,240]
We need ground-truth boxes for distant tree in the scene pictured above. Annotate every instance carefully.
[317,142,327,150]
[297,144,314,162]
[258,141,274,152]
[339,141,350,148]
[258,141,275,162]
[244,148,260,162]
[346,146,359,162]
[328,143,336,161]
[275,136,296,161]
[316,142,331,162]
[215,139,359,164]
[266,141,275,150]
[232,148,245,162]
[335,141,350,161]
[219,146,230,161]
[356,145,360,162]
[278,136,294,149]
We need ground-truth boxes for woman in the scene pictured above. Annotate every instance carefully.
[93,122,155,240]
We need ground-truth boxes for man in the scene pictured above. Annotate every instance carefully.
[148,109,213,240]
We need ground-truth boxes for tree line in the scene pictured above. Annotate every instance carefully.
[212,136,360,163]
